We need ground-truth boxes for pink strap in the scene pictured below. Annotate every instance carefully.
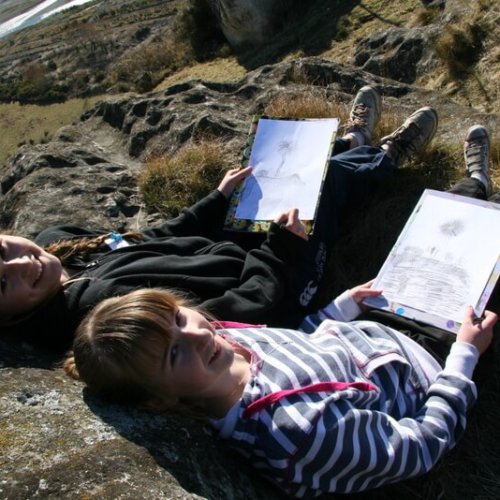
[243,381,377,419]
[211,320,265,329]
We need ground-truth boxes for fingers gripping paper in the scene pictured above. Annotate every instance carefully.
[364,189,500,333]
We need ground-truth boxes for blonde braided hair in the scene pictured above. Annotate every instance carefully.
[44,231,142,265]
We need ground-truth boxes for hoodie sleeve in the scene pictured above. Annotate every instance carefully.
[299,290,362,333]
[249,358,478,497]
[201,223,311,324]
[141,190,230,240]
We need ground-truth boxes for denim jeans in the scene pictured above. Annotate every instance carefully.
[283,140,397,324]
[449,176,500,204]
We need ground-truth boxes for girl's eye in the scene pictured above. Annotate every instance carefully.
[170,345,178,366]
[175,310,185,327]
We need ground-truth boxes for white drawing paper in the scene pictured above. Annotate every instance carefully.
[235,118,339,220]
[366,190,500,331]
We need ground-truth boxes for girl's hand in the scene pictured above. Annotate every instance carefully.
[274,209,309,241]
[457,306,497,355]
[217,166,252,199]
[349,279,383,304]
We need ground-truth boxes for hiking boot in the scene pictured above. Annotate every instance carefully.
[380,107,438,167]
[344,85,381,146]
[464,124,491,196]
[420,0,445,8]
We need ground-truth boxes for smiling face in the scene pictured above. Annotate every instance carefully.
[72,290,250,416]
[152,306,245,408]
[0,235,64,319]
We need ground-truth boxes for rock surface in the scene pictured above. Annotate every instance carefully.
[0,335,272,499]
[0,59,409,237]
[1,56,500,499]
[207,0,289,47]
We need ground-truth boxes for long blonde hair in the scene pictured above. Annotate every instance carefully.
[64,289,185,405]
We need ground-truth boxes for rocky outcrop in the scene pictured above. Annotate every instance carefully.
[353,27,431,84]
[208,0,290,47]
[0,335,273,499]
[0,59,414,238]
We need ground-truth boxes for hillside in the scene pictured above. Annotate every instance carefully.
[0,0,498,108]
[0,0,186,103]
[0,0,497,164]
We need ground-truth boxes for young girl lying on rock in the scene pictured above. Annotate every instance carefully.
[63,279,496,496]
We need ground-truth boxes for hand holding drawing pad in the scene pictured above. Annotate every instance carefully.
[363,189,500,333]
[224,115,339,234]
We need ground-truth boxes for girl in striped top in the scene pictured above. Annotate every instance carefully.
[64,281,496,497]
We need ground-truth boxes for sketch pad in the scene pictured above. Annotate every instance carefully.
[363,189,500,333]
[224,115,339,234]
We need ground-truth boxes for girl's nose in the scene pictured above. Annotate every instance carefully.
[4,255,33,277]
[182,326,213,349]
[6,254,29,266]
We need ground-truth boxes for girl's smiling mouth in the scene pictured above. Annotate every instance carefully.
[209,338,221,365]
[32,255,43,287]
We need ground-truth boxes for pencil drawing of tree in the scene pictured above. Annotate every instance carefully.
[276,138,294,176]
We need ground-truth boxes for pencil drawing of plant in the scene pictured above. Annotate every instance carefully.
[276,138,294,176]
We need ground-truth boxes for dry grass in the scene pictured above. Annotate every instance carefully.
[0,97,102,166]
[110,37,191,92]
[138,139,232,216]
[264,91,346,120]
[263,91,400,141]
[423,0,499,110]
[154,57,247,90]
[412,6,441,27]
[434,22,487,80]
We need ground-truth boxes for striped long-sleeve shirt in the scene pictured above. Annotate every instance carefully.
[211,291,479,497]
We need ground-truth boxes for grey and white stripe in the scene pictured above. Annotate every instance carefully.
[212,319,477,497]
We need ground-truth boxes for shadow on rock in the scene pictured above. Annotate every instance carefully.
[82,388,282,499]
[237,0,362,70]
[0,334,61,369]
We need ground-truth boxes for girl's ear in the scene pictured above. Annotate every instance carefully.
[139,395,179,413]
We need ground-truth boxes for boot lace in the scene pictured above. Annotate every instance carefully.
[346,103,369,130]
[385,122,422,162]
[465,139,487,173]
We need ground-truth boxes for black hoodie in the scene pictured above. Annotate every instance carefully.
[25,190,310,350]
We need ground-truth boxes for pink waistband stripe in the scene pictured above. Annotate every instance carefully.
[212,320,265,329]
[243,381,377,419]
